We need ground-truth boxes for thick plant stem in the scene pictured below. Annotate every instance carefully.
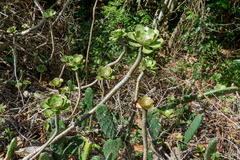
[134,71,144,102]
[85,0,98,84]
[24,114,59,160]
[71,71,82,117]
[161,87,240,109]
[142,109,148,160]
[23,48,143,160]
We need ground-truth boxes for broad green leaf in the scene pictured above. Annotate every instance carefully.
[59,100,70,111]
[149,43,161,49]
[96,105,116,139]
[43,9,56,18]
[127,32,136,41]
[41,101,50,108]
[142,46,153,54]
[148,28,155,39]
[23,80,31,85]
[44,109,54,117]
[135,31,142,39]
[103,138,122,160]
[37,65,47,72]
[61,56,68,62]
[49,78,63,87]
[71,66,78,71]
[138,96,154,110]
[129,41,142,47]
[135,25,145,32]
[48,94,63,108]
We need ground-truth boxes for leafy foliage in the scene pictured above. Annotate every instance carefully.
[49,78,63,87]
[43,9,56,18]
[138,96,154,110]
[62,136,84,159]
[97,66,114,80]
[85,88,94,110]
[61,54,85,71]
[204,139,218,160]
[96,105,116,139]
[5,137,17,160]
[41,94,70,117]
[50,119,67,160]
[147,113,162,139]
[109,29,127,41]
[128,25,163,54]
[141,56,158,72]
[39,152,54,160]
[103,138,122,160]
[180,114,202,150]
[37,65,47,72]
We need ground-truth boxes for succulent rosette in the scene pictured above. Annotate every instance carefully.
[97,66,114,80]
[61,54,85,71]
[41,94,70,117]
[128,25,163,54]
[138,96,154,110]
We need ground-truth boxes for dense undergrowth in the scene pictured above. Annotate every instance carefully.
[0,0,240,159]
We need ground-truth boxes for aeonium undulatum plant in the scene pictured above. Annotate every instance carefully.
[49,78,63,87]
[96,66,114,80]
[128,25,163,54]
[137,96,154,110]
[61,54,85,71]
[41,94,71,117]
[141,56,158,73]
[43,9,56,18]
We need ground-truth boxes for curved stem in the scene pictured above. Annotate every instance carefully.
[142,109,148,160]
[160,87,240,109]
[23,49,143,159]
[101,80,105,100]
[39,19,55,63]
[59,64,65,78]
[80,79,98,89]
[24,113,59,160]
[71,71,82,117]
[107,39,126,67]
[134,71,144,101]
[85,0,98,84]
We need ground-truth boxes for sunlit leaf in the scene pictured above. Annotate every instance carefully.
[129,41,142,47]
[43,9,56,18]
[127,32,136,41]
[142,46,153,54]
[135,25,145,32]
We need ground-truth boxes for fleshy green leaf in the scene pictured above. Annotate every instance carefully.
[148,28,155,39]
[61,56,68,62]
[149,43,161,49]
[37,65,47,72]
[49,78,63,87]
[96,105,116,139]
[44,109,54,117]
[135,25,145,32]
[43,9,56,18]
[48,94,63,108]
[127,32,136,41]
[142,46,153,54]
[103,138,122,160]
[129,41,142,47]
[41,101,50,109]
[138,96,154,110]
